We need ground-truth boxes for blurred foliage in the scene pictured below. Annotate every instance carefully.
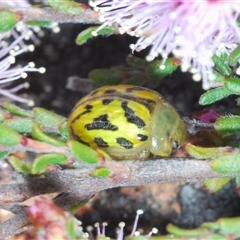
[0,10,21,32]
[25,197,240,240]
[199,46,240,105]
[46,0,87,15]
[76,25,115,45]
[88,55,181,88]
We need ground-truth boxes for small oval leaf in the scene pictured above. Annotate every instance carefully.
[211,153,240,173]
[215,116,240,134]
[199,87,230,105]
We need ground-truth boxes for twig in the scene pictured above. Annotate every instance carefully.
[0,4,100,24]
[0,157,232,238]
[183,117,215,134]
[1,158,225,204]
[0,205,30,240]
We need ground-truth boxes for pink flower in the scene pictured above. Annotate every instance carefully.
[0,33,45,105]
[90,0,240,89]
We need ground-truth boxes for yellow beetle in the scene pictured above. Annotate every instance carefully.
[68,85,187,160]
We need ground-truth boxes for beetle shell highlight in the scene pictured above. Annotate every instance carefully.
[68,85,187,160]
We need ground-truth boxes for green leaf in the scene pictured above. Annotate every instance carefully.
[66,219,78,239]
[76,26,115,45]
[199,87,230,105]
[4,118,33,135]
[89,68,123,85]
[67,140,100,164]
[186,144,228,159]
[8,156,31,174]
[58,121,70,142]
[123,76,146,85]
[211,70,225,85]
[225,77,240,95]
[167,223,209,237]
[31,122,65,146]
[69,200,88,214]
[203,177,231,193]
[31,153,68,175]
[145,58,180,86]
[0,151,9,160]
[26,20,51,27]
[0,11,21,32]
[202,217,240,234]
[33,107,66,128]
[3,102,32,117]
[210,153,240,173]
[46,0,87,15]
[0,124,22,146]
[212,53,232,76]
[126,55,150,69]
[215,116,240,134]
[91,167,111,177]
[228,46,240,66]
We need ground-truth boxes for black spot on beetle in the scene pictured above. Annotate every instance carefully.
[121,101,146,128]
[102,99,114,105]
[104,89,116,94]
[94,137,109,147]
[137,134,148,141]
[71,104,93,123]
[85,104,93,110]
[85,114,118,131]
[118,94,155,114]
[70,127,90,146]
[123,87,157,112]
[116,137,133,149]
